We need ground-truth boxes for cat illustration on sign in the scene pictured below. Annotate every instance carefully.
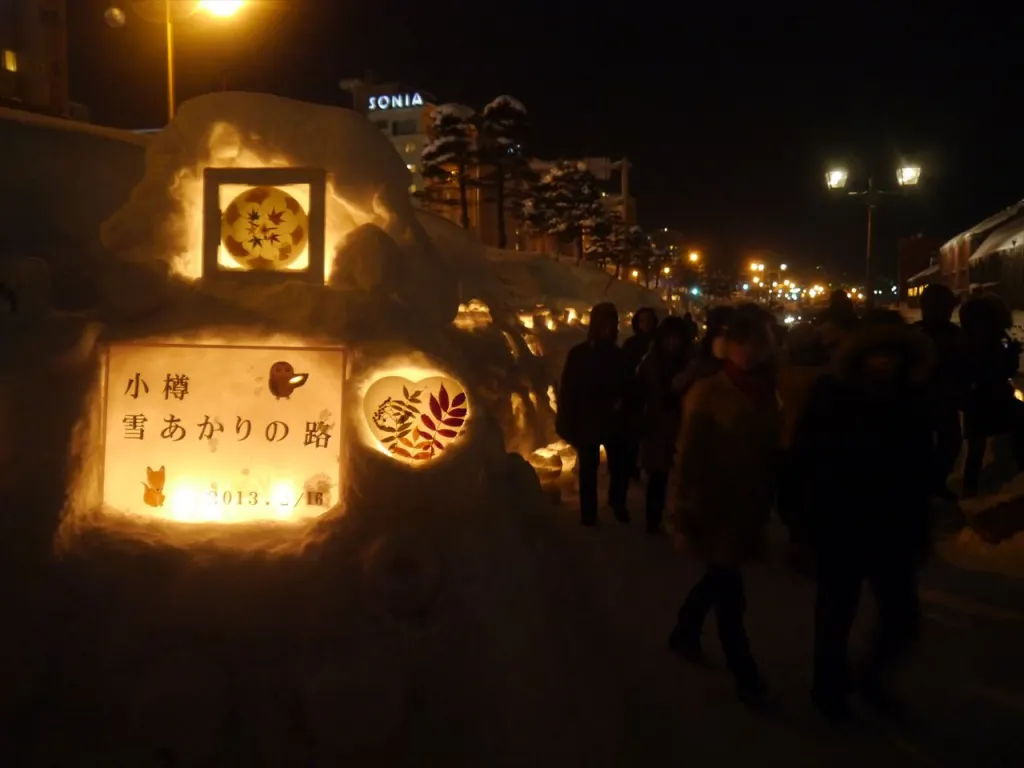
[142,465,166,508]
[268,361,309,399]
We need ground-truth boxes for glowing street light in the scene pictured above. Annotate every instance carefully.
[688,251,700,263]
[780,263,787,271]
[631,269,639,279]
[896,165,921,187]
[825,168,848,190]
[662,266,671,275]
[105,1,248,123]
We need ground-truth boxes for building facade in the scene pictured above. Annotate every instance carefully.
[0,0,68,116]
[344,79,433,195]
[897,234,941,302]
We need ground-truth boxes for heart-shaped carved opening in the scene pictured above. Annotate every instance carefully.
[363,375,469,464]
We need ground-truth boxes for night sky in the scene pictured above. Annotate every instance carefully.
[67,2,1024,281]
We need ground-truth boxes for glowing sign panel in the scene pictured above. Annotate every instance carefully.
[220,186,309,270]
[368,93,424,110]
[103,343,344,524]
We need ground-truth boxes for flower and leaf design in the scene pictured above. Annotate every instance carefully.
[369,378,468,462]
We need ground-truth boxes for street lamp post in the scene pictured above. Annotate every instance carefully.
[825,164,921,306]
[105,1,246,124]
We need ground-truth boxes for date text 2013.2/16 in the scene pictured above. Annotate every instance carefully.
[206,490,327,507]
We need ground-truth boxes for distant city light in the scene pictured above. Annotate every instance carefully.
[742,283,750,291]
[780,263,788,271]
[688,251,700,263]
[690,286,700,296]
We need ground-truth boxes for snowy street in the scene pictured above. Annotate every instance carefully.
[538,473,1024,767]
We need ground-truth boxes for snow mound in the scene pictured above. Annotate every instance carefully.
[938,528,1024,579]
[1,92,630,761]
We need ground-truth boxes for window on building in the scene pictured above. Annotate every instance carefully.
[392,119,418,136]
[373,120,388,131]
[3,50,17,73]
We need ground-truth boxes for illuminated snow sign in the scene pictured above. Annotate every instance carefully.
[367,92,424,110]
[103,342,344,524]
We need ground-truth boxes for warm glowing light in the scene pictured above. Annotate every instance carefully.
[198,0,245,16]
[897,165,921,187]
[783,279,790,286]
[221,186,308,270]
[749,262,761,272]
[781,263,788,271]
[688,251,700,263]
[545,316,557,331]
[663,266,672,275]
[825,168,848,190]
[453,299,493,331]
[167,122,391,282]
[363,373,469,465]
[523,333,544,357]
[518,313,535,329]
[547,385,557,412]
[753,276,761,285]
[527,440,577,482]
[103,341,343,524]
[502,330,520,361]
[566,307,579,324]
[631,269,639,278]
[1014,385,1024,403]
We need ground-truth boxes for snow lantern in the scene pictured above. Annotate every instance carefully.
[101,340,343,523]
[362,373,469,465]
[202,167,327,285]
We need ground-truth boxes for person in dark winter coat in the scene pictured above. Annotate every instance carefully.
[791,311,935,721]
[913,285,969,499]
[622,307,659,481]
[556,302,634,526]
[675,305,736,399]
[623,307,659,372]
[815,290,860,358]
[959,295,1022,497]
[668,310,780,708]
[776,322,830,567]
[637,316,692,533]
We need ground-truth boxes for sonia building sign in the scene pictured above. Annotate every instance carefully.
[368,92,424,111]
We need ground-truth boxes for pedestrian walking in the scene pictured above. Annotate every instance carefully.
[623,307,659,482]
[776,322,830,570]
[674,305,735,399]
[960,295,1022,497]
[815,290,860,358]
[668,310,780,706]
[913,284,969,500]
[556,302,634,526]
[791,311,934,721]
[637,316,693,534]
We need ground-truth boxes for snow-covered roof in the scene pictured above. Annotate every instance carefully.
[908,263,940,282]
[968,216,1024,264]
[0,106,150,147]
[941,199,1024,252]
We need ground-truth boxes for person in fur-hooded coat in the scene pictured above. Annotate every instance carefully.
[790,310,935,721]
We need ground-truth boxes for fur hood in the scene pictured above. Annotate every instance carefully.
[631,307,657,334]
[833,321,934,386]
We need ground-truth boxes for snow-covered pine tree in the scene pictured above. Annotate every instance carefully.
[626,226,656,286]
[477,95,529,249]
[584,209,628,272]
[420,103,476,229]
[535,160,604,262]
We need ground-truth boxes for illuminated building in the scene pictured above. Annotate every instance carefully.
[0,0,69,116]
[343,77,435,195]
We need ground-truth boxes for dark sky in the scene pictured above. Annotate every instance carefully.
[68,1,1024,282]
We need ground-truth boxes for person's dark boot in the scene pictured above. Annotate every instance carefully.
[812,690,851,723]
[668,625,711,667]
[736,677,768,710]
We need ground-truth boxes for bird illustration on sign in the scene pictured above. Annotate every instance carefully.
[268,361,309,399]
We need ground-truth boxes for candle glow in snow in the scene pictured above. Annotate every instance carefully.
[102,342,344,523]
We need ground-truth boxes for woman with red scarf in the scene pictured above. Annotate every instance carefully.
[668,309,780,707]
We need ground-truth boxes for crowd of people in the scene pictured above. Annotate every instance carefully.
[555,287,1023,719]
